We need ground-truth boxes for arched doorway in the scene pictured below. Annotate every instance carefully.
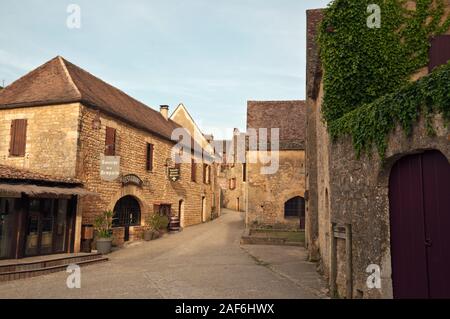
[178,200,185,228]
[389,150,450,298]
[284,196,306,229]
[113,196,141,242]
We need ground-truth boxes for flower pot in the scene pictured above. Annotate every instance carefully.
[152,230,160,240]
[96,237,113,254]
[143,230,153,241]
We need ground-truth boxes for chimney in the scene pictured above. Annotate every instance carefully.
[160,105,169,120]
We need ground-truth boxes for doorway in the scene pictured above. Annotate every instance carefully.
[201,196,206,223]
[113,196,141,242]
[389,150,450,298]
[178,200,184,228]
[24,198,71,257]
[284,196,306,229]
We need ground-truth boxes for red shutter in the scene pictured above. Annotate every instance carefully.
[429,35,450,71]
[146,143,154,171]
[9,119,27,156]
[191,158,196,182]
[105,127,116,156]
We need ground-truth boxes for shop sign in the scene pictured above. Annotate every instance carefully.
[168,168,180,182]
[121,174,143,187]
[100,155,120,181]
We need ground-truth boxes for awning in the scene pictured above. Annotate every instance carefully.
[0,184,97,197]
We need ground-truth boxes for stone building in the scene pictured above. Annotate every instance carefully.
[216,129,247,212]
[170,102,221,218]
[305,2,450,299]
[245,100,306,230]
[0,56,217,259]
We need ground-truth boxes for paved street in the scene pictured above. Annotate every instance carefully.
[0,209,327,299]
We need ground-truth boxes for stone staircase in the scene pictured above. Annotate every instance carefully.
[0,253,108,282]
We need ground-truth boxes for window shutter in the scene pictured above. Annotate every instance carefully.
[242,163,247,182]
[146,143,154,171]
[203,164,207,184]
[105,127,116,156]
[191,158,196,182]
[207,165,211,184]
[429,35,450,71]
[9,119,27,156]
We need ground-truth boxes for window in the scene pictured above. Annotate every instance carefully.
[105,127,116,156]
[191,158,197,182]
[284,196,305,219]
[242,163,247,182]
[9,119,27,157]
[429,35,450,71]
[146,143,154,171]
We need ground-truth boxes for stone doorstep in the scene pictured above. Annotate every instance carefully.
[0,253,103,273]
[0,256,108,282]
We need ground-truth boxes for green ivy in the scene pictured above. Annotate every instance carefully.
[329,62,450,158]
[319,0,450,157]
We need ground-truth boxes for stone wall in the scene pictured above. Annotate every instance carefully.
[76,105,217,244]
[246,150,306,230]
[328,114,450,299]
[220,163,246,212]
[0,103,80,177]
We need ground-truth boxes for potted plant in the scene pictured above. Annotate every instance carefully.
[94,210,114,254]
[143,214,169,241]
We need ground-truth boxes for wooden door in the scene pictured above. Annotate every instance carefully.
[389,150,450,299]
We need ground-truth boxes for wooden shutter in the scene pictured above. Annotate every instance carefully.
[191,158,196,182]
[203,164,207,184]
[105,127,116,156]
[429,35,450,71]
[9,119,27,156]
[146,143,154,171]
[207,165,211,184]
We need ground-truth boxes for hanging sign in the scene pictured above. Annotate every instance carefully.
[168,167,180,182]
[100,155,120,181]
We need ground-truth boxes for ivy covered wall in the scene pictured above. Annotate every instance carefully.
[319,0,450,157]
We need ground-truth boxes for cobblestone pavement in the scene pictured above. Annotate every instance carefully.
[0,209,328,299]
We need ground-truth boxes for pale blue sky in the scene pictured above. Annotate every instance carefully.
[0,0,330,139]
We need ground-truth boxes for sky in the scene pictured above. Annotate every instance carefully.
[0,0,330,139]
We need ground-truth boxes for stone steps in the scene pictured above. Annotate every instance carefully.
[0,253,108,282]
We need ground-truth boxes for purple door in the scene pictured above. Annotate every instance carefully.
[389,150,450,299]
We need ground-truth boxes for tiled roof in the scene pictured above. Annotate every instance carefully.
[0,165,81,184]
[0,56,180,141]
[247,100,306,150]
[306,9,324,100]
